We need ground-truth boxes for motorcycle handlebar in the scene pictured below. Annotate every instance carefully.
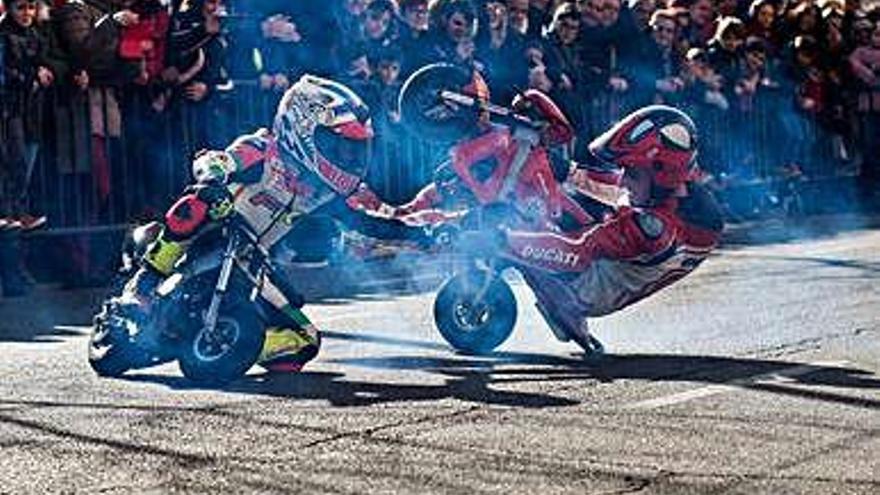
[439,90,544,130]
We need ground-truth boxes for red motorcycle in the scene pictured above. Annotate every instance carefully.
[397,64,608,355]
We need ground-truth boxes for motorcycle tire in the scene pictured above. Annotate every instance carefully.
[398,63,478,145]
[433,270,517,355]
[88,314,148,377]
[178,302,264,385]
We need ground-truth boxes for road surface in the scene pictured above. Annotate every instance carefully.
[1,217,878,494]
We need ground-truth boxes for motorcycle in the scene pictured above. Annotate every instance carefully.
[88,213,296,384]
[398,64,607,356]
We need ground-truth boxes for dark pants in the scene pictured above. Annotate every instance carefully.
[0,115,33,217]
[0,229,29,296]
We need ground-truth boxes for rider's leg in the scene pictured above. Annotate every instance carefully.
[524,269,603,354]
[255,275,320,373]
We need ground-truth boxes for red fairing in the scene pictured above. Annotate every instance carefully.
[517,90,574,147]
[165,193,209,238]
[503,203,718,273]
[451,127,515,203]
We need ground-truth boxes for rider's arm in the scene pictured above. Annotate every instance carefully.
[500,208,676,273]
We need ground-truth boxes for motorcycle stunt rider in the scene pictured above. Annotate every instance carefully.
[125,74,409,372]
[488,105,725,353]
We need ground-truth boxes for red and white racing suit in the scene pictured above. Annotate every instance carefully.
[501,182,724,337]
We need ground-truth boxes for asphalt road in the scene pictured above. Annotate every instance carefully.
[1,217,879,494]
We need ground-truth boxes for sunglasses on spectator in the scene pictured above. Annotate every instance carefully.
[654,24,676,33]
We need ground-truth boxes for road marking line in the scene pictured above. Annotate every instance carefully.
[626,360,851,410]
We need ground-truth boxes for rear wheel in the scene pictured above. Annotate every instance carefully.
[178,302,264,385]
[433,270,517,355]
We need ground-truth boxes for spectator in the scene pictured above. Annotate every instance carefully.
[0,0,54,231]
[849,19,880,191]
[686,0,716,47]
[398,0,431,76]
[542,2,586,130]
[427,0,478,66]
[476,0,529,100]
[706,16,745,100]
[628,0,661,31]
[632,8,685,106]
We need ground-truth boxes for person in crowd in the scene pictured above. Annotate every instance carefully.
[476,0,529,101]
[849,18,880,192]
[398,0,431,76]
[706,16,745,102]
[686,0,716,47]
[0,0,54,232]
[631,8,685,106]
[427,0,479,65]
[542,2,587,137]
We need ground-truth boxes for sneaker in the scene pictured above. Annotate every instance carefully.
[16,214,47,231]
[1,219,22,230]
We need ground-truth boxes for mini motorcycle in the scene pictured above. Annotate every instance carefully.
[398,64,607,355]
[88,214,295,384]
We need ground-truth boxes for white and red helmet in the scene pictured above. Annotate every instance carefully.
[273,75,374,189]
[588,105,698,190]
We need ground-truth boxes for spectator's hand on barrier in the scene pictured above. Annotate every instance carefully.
[259,74,274,90]
[37,66,54,88]
[73,70,89,90]
[800,97,817,112]
[113,9,139,26]
[529,66,553,93]
[656,77,682,93]
[608,76,629,93]
[185,82,208,101]
[273,74,290,91]
[161,67,181,84]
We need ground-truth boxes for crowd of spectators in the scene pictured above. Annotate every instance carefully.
[1,0,879,289]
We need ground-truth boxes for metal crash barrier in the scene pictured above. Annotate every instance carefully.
[29,80,855,235]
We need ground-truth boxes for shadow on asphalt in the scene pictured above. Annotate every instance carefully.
[120,344,880,411]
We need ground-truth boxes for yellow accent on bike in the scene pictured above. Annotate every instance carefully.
[144,237,184,276]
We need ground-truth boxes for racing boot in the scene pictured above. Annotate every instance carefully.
[258,306,321,373]
[535,300,604,357]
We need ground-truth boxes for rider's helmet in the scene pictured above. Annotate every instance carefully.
[273,75,374,192]
[588,105,698,191]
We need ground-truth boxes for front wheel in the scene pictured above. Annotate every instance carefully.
[433,270,517,355]
[178,302,264,385]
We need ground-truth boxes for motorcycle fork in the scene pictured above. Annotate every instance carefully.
[202,234,238,336]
